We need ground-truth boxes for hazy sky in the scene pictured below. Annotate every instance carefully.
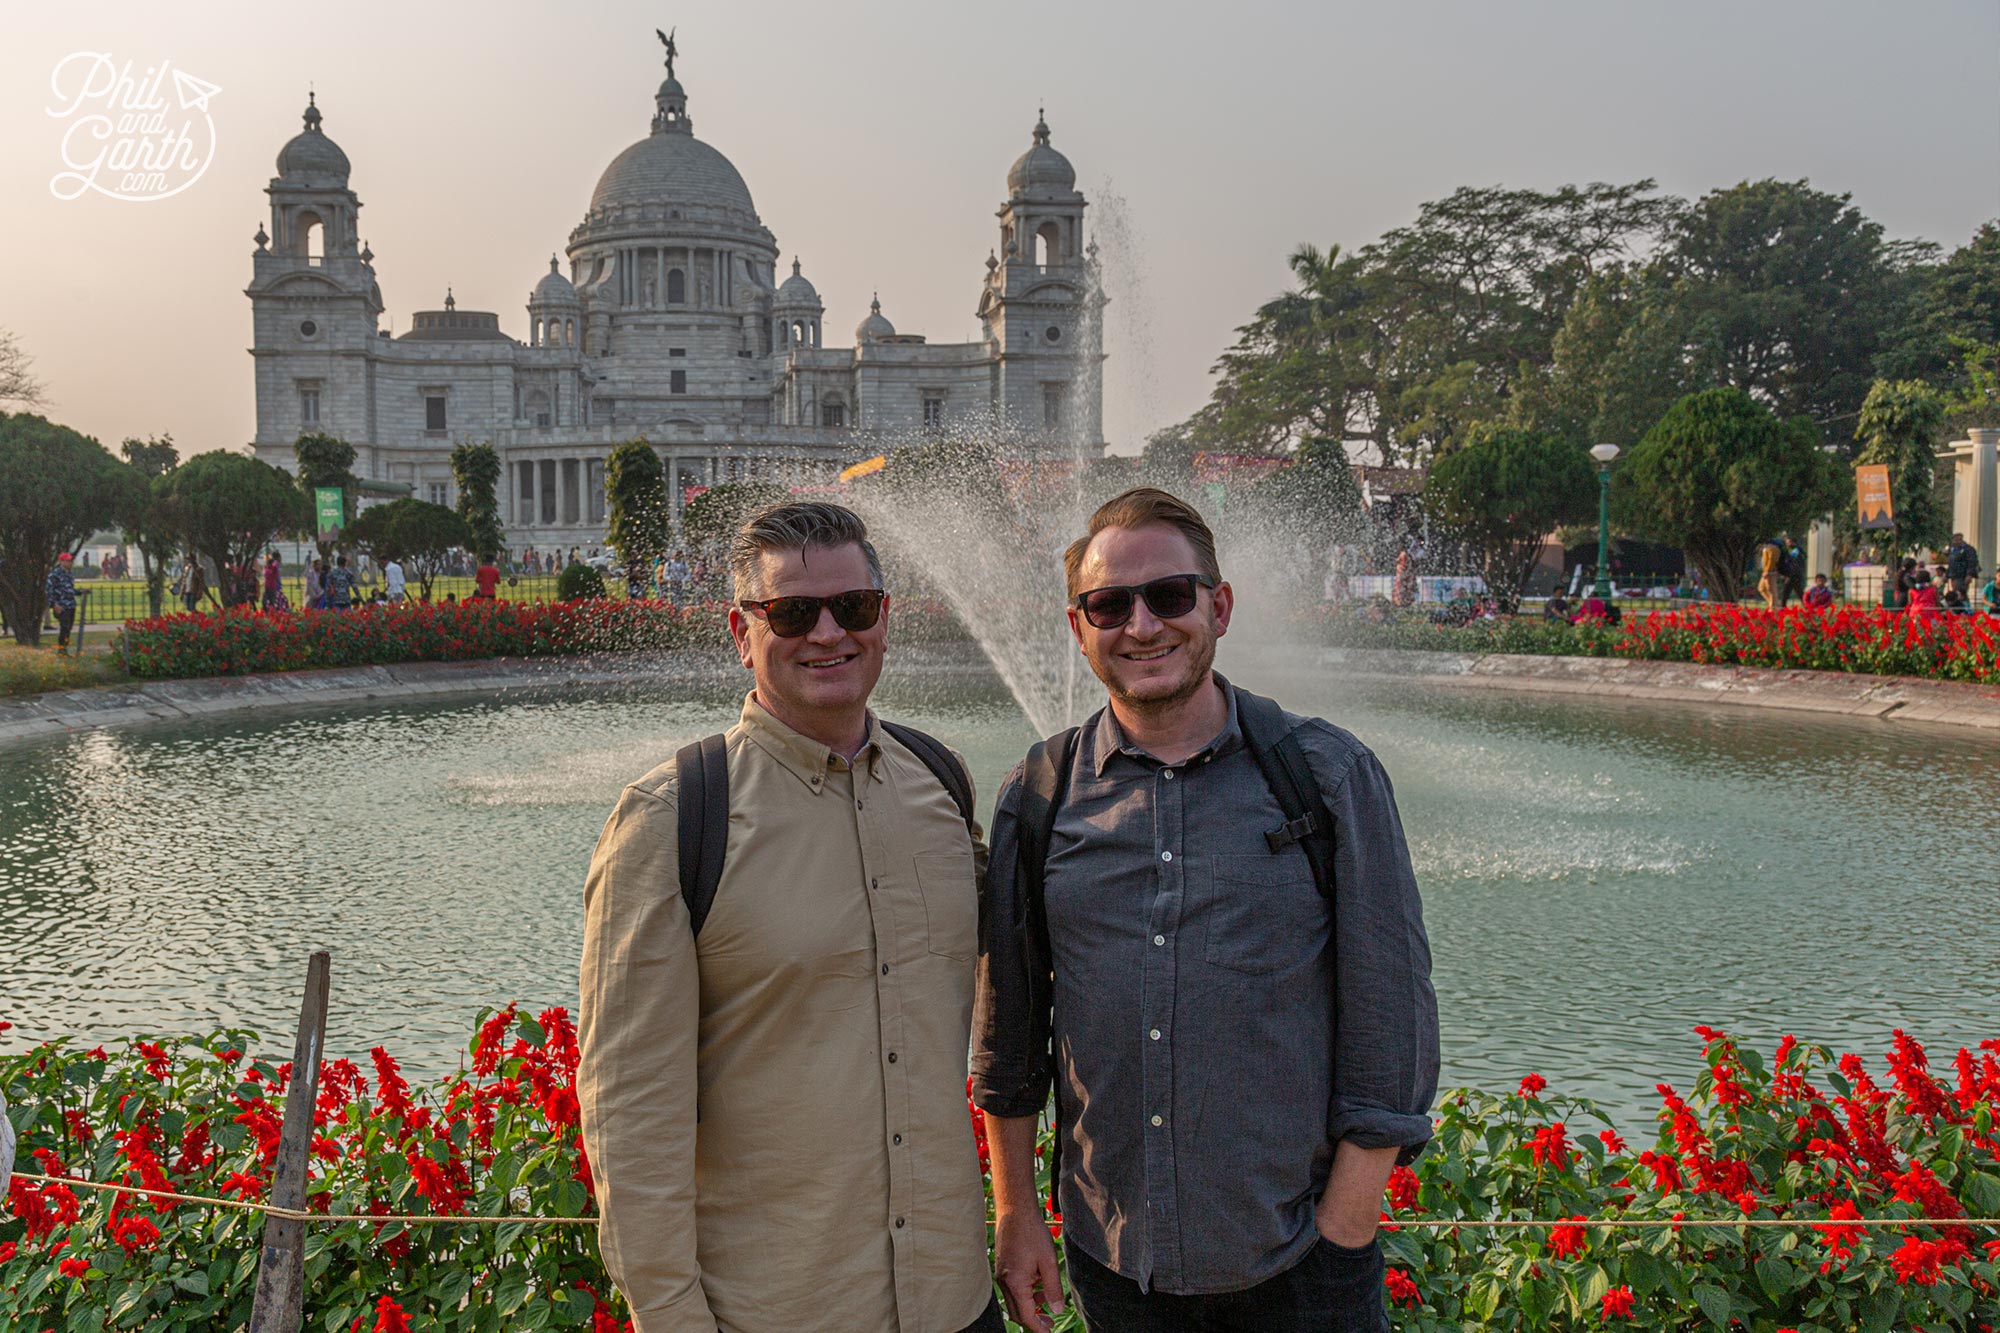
[3,0,1995,457]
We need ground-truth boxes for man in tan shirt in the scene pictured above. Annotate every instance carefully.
[578,502,1001,1333]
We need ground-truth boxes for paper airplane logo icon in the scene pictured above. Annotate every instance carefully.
[172,68,221,112]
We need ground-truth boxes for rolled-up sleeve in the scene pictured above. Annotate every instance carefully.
[1307,735,1441,1163]
[970,763,1052,1118]
[577,783,717,1332]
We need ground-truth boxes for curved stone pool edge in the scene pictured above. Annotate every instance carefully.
[1318,648,2000,732]
[7,648,2000,748]
[0,654,692,749]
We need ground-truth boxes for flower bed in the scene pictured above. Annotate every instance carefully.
[1308,604,2000,685]
[4,1018,1995,1330]
[115,598,970,681]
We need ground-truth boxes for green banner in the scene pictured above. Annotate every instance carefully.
[315,487,344,540]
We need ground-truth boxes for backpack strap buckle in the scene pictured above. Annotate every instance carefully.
[1264,812,1320,853]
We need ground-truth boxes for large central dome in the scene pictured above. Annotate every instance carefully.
[587,71,758,220]
[589,131,757,217]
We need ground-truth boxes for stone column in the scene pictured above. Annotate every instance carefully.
[1971,428,1997,581]
[1806,517,1835,580]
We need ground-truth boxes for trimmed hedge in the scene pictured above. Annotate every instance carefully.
[115,598,970,681]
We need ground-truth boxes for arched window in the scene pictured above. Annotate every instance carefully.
[1034,221,1061,269]
[564,318,575,347]
[820,396,846,429]
[526,389,552,428]
[792,320,807,346]
[667,268,686,304]
[299,212,324,263]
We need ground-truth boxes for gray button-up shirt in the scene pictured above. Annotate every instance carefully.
[971,676,1439,1296]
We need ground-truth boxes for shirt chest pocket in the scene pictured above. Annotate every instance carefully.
[913,847,976,962]
[1201,853,1327,975]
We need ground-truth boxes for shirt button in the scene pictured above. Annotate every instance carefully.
[1153,934,1165,946]
[1150,1028,1161,1040]
[1163,769,1174,780]
[1150,1114,1163,1127]
[895,1217,906,1229]
[893,1133,903,1145]
[856,800,864,810]
[1161,850,1172,863]
[887,1052,897,1063]
[870,878,878,891]
[881,963,890,975]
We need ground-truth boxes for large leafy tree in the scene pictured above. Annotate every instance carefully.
[681,482,790,560]
[1879,220,2000,388]
[1510,267,1703,449]
[345,498,471,602]
[157,452,310,608]
[0,412,126,644]
[293,432,361,563]
[1195,181,1679,465]
[1664,179,1916,448]
[1425,427,1596,600]
[604,439,669,573]
[117,434,181,618]
[1614,388,1843,601]
[450,441,505,561]
[1851,379,1949,568]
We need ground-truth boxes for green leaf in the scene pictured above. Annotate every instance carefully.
[1963,1169,2000,1215]
[1860,1284,1901,1333]
[516,1014,548,1047]
[1693,1283,1732,1329]
[1578,1263,1609,1310]
[1755,1253,1797,1301]
[1469,1273,1502,1320]
[495,1268,530,1316]
[173,1270,210,1297]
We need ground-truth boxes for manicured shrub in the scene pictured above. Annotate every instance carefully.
[556,563,605,603]
[115,598,972,681]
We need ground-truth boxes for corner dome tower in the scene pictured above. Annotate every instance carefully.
[856,294,896,343]
[276,92,351,182]
[1007,110,1075,197]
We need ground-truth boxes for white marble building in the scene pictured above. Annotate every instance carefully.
[247,46,1105,553]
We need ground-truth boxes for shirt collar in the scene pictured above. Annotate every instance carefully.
[738,692,885,790]
[1090,672,1243,775]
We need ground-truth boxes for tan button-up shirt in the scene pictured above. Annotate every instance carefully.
[578,694,993,1333]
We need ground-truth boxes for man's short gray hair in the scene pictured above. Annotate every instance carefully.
[729,501,885,599]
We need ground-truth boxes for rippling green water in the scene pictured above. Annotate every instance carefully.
[3,645,1994,1131]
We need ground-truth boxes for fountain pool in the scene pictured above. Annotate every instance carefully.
[2,643,1994,1132]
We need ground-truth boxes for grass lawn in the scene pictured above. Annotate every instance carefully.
[0,639,130,698]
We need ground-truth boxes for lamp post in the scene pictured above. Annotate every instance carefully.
[1589,442,1621,599]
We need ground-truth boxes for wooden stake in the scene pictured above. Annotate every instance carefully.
[248,949,330,1333]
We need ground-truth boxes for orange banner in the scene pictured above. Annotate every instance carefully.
[1855,464,1893,531]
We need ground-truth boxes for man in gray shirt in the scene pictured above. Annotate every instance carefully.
[973,487,1439,1333]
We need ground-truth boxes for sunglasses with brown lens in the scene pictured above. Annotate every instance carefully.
[1071,573,1215,630]
[738,589,886,638]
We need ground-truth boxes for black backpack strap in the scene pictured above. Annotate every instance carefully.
[674,732,730,939]
[1018,725,1080,1212]
[880,720,977,843]
[1234,689,1337,900]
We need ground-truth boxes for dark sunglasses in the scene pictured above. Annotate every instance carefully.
[738,588,886,638]
[1071,573,1215,630]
